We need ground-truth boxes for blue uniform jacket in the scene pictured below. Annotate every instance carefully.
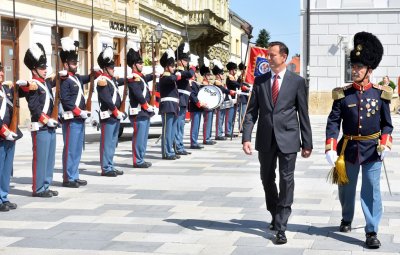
[128,72,154,119]
[326,83,393,164]
[0,85,25,141]
[60,73,90,117]
[28,77,56,131]
[159,72,179,115]
[176,68,195,107]
[188,80,202,112]
[96,75,122,122]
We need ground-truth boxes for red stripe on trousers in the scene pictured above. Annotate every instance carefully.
[100,122,105,174]
[132,117,137,166]
[215,110,219,138]
[203,112,208,143]
[190,112,194,146]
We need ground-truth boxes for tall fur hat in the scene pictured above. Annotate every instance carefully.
[126,41,143,66]
[60,37,79,63]
[24,43,47,70]
[212,59,224,75]
[350,31,383,70]
[226,57,238,71]
[97,46,115,69]
[238,62,245,71]
[200,57,211,76]
[175,42,190,61]
[160,48,175,68]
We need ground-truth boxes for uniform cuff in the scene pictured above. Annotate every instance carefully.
[141,103,149,110]
[325,138,337,152]
[241,86,248,91]
[380,134,392,150]
[196,102,201,108]
[112,107,119,118]
[72,107,81,116]
[39,113,50,124]
[0,124,10,137]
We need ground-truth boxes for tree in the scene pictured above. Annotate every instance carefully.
[255,29,270,48]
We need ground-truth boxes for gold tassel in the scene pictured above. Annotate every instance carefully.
[327,155,349,185]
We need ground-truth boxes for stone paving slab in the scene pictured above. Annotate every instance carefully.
[1,115,400,254]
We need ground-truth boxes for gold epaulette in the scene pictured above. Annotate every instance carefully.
[214,80,222,86]
[332,84,351,100]
[162,72,171,77]
[228,74,235,81]
[2,81,12,88]
[131,73,141,82]
[176,66,184,71]
[29,81,38,91]
[97,79,107,87]
[373,84,393,100]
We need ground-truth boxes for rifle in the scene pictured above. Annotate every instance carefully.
[119,7,128,113]
[9,0,19,133]
[86,0,94,112]
[149,28,157,106]
[51,0,60,120]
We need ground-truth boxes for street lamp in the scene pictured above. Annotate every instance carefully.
[149,22,163,105]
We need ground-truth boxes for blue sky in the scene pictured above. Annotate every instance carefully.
[229,0,300,59]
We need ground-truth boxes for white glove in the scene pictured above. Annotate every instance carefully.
[47,118,58,128]
[59,70,68,77]
[249,86,253,92]
[80,110,90,119]
[175,72,181,77]
[93,66,101,72]
[146,106,155,113]
[378,145,389,160]
[16,80,28,86]
[116,111,125,120]
[325,150,338,166]
[5,131,18,141]
[235,89,242,95]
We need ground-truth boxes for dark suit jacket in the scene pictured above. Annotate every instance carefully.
[242,70,313,153]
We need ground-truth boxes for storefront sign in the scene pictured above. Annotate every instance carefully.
[109,21,137,34]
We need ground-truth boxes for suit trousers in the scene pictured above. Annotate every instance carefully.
[202,110,214,143]
[258,133,297,232]
[130,116,150,166]
[100,120,120,174]
[0,140,15,203]
[62,118,85,182]
[31,129,56,194]
[175,106,187,153]
[190,112,202,146]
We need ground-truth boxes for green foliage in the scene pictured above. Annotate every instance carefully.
[143,57,152,66]
[255,29,270,48]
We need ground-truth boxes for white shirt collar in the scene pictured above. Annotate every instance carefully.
[271,68,287,79]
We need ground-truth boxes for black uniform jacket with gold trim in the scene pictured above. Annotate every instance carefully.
[326,83,393,164]
[127,71,154,119]
[159,72,179,115]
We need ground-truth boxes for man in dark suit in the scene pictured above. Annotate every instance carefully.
[242,41,313,245]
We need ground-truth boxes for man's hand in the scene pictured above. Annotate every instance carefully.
[301,148,312,158]
[242,141,252,155]
[47,118,58,128]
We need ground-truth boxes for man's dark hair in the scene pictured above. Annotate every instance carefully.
[268,41,289,59]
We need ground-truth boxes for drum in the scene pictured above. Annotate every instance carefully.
[197,85,224,110]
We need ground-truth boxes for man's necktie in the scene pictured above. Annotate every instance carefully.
[272,74,279,105]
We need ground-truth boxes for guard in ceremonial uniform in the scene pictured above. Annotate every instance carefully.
[96,46,124,177]
[0,62,21,211]
[59,37,90,187]
[201,57,216,145]
[225,60,241,138]
[188,54,205,149]
[325,31,392,249]
[23,43,59,198]
[126,42,155,168]
[174,42,195,155]
[159,48,181,160]
[213,59,235,140]
[237,62,250,132]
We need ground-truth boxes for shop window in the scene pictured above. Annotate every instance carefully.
[79,32,89,78]
[51,26,64,73]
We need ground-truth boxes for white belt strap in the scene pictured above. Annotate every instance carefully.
[130,75,148,115]
[160,97,179,103]
[0,87,12,120]
[178,89,191,96]
[68,75,85,107]
[33,79,53,114]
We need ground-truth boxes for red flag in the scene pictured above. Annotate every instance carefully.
[244,46,268,85]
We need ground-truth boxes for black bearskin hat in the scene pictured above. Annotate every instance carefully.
[160,48,175,68]
[127,41,143,66]
[238,62,245,71]
[60,37,79,63]
[24,43,47,70]
[350,31,383,70]
[97,46,115,69]
[212,59,224,75]
[175,42,190,61]
[200,57,211,76]
[226,61,237,71]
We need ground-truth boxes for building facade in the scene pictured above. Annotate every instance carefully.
[1,0,236,123]
[300,0,400,114]
[228,10,252,65]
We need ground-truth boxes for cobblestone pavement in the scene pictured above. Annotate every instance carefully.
[1,115,400,255]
